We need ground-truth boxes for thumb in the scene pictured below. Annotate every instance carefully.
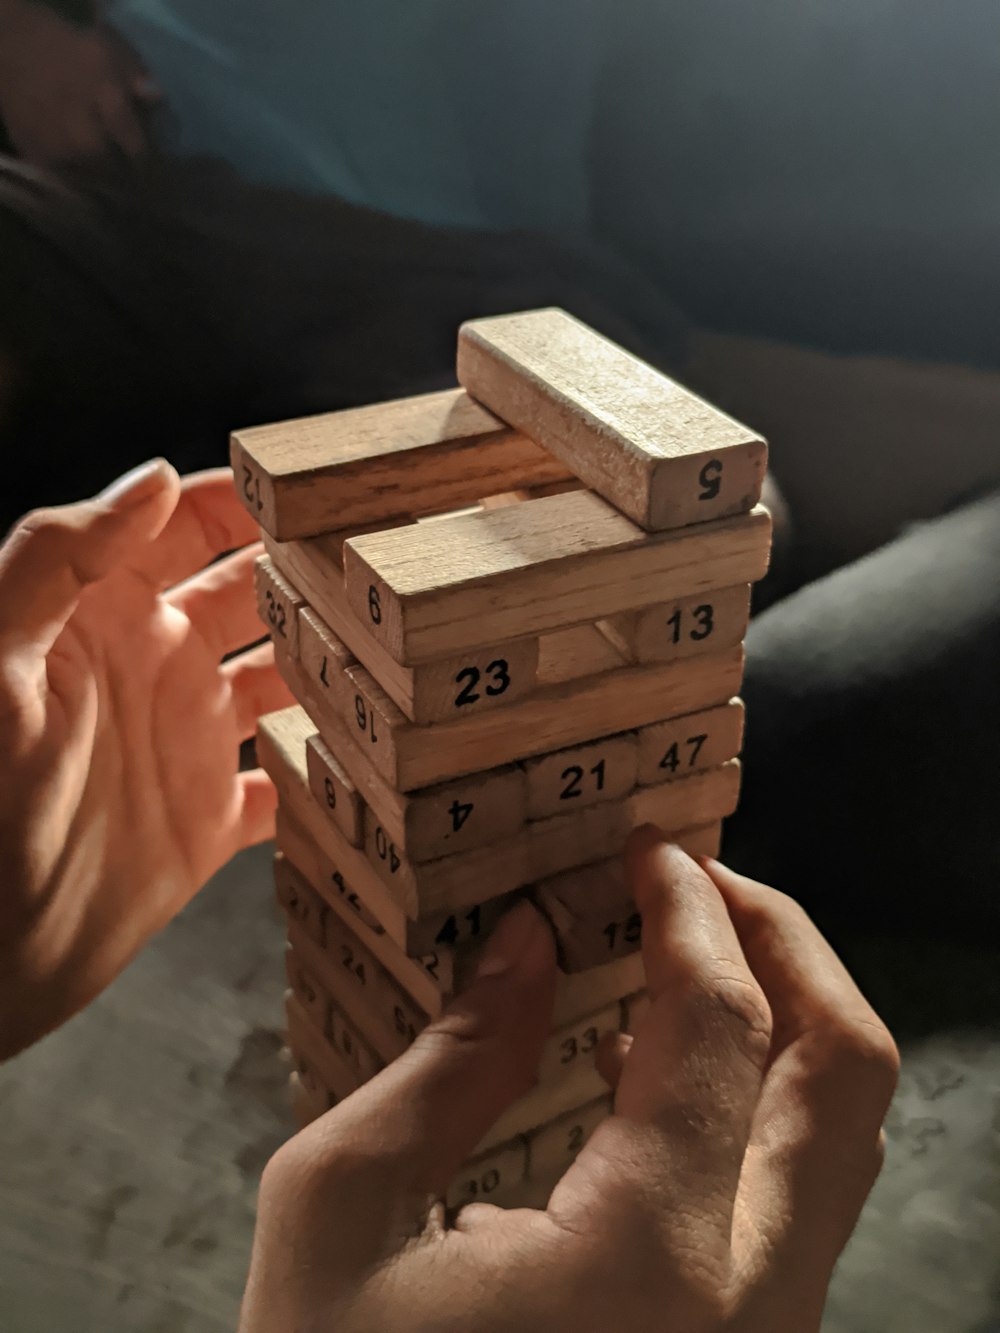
[0,459,180,657]
[297,900,557,1206]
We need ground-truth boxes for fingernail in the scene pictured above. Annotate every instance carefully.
[98,458,171,508]
[475,900,553,980]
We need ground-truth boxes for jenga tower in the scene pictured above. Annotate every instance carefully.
[234,308,771,1210]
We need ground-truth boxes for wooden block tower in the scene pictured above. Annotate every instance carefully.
[233,308,771,1211]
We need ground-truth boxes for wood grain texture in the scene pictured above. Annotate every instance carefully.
[277,810,466,1009]
[536,622,627,684]
[447,1139,529,1210]
[600,582,751,664]
[334,645,744,791]
[286,943,386,1083]
[550,952,646,1029]
[232,386,570,539]
[475,1059,611,1154]
[537,1004,622,1085]
[522,732,638,820]
[280,651,531,864]
[285,992,361,1104]
[636,699,745,787]
[273,852,327,946]
[298,604,357,717]
[457,308,767,531]
[284,939,333,1033]
[305,733,365,847]
[343,491,771,664]
[266,535,540,723]
[277,811,409,960]
[358,762,740,917]
[537,822,723,972]
[288,916,428,1064]
[254,555,305,659]
[261,709,462,1002]
[266,705,518,962]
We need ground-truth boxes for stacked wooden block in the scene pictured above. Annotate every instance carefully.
[235,309,772,1210]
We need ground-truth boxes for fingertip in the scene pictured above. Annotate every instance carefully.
[625,827,703,914]
[595,1030,632,1090]
[695,854,758,904]
[97,457,178,511]
[473,899,556,983]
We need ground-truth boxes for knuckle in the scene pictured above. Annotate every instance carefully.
[697,970,773,1063]
[11,508,68,549]
[259,1123,367,1205]
[820,1017,901,1100]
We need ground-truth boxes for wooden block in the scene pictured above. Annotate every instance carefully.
[285,992,362,1104]
[600,583,751,665]
[298,605,357,716]
[276,819,454,1014]
[278,794,515,971]
[367,764,528,866]
[285,942,385,1085]
[457,308,767,532]
[277,815,401,952]
[344,491,771,665]
[526,1096,612,1182]
[261,706,412,937]
[537,860,636,972]
[538,1004,622,1086]
[552,952,645,1029]
[622,991,651,1034]
[447,1138,529,1210]
[536,623,627,687]
[305,733,365,847]
[477,1060,610,1154]
[267,536,539,724]
[415,505,483,524]
[288,918,428,1064]
[284,647,531,862]
[538,821,726,972]
[284,941,332,1032]
[358,762,740,918]
[479,476,584,509]
[254,555,305,658]
[327,1000,385,1084]
[636,699,745,787]
[274,853,327,946]
[231,386,572,539]
[311,516,415,569]
[333,645,745,791]
[264,704,518,967]
[322,583,540,724]
[522,732,637,821]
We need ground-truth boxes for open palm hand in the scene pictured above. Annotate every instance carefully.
[0,461,290,1058]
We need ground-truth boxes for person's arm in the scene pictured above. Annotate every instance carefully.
[0,460,292,1059]
[242,831,899,1333]
[0,0,159,165]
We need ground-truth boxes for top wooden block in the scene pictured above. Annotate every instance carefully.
[458,309,767,531]
[231,387,572,540]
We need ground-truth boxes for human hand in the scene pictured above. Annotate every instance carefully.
[0,460,292,1059]
[0,4,159,166]
[242,832,898,1332]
